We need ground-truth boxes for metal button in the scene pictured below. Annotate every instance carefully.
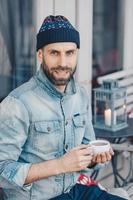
[65,120,68,126]
[64,144,68,152]
[47,127,51,132]
[83,120,86,125]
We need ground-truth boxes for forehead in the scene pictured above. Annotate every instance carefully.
[44,42,77,51]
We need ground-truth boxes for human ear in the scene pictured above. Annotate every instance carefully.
[37,49,43,62]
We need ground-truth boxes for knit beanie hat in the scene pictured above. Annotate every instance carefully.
[36,15,80,51]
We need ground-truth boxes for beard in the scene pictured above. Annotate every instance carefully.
[42,59,76,86]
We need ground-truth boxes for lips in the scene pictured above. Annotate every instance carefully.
[54,69,70,73]
[53,70,70,78]
[51,66,72,73]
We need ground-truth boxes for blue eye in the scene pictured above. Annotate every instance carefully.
[66,51,74,56]
[50,51,58,56]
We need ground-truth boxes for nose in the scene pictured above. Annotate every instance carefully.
[58,55,67,67]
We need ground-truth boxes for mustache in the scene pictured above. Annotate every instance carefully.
[51,66,73,72]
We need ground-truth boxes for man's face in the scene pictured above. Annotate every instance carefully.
[38,42,78,87]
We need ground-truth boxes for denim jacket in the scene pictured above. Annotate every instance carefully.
[0,67,100,200]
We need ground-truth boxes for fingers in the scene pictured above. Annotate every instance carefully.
[73,144,90,150]
[68,144,114,170]
[81,154,93,162]
[105,151,112,160]
[76,155,93,170]
[80,161,92,169]
[80,147,93,156]
[92,151,113,163]
[109,147,114,155]
[92,154,101,163]
[62,150,93,172]
[71,144,93,156]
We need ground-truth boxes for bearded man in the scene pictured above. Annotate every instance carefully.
[0,15,127,200]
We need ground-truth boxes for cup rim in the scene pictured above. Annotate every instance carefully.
[90,139,110,146]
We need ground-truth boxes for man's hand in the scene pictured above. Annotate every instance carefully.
[57,144,93,173]
[92,147,114,163]
[25,145,114,185]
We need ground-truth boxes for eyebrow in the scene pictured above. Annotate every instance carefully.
[66,49,77,53]
[48,49,76,53]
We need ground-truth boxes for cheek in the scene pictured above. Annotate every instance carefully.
[68,58,77,68]
[44,56,58,67]
[69,54,78,64]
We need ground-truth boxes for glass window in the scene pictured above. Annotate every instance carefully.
[0,0,36,102]
[92,0,123,89]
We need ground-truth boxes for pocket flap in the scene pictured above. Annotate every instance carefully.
[34,121,60,133]
[73,115,86,127]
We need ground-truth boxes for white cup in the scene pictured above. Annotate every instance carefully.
[90,139,110,154]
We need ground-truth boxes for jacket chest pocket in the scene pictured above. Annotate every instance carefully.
[30,120,61,154]
[72,114,86,145]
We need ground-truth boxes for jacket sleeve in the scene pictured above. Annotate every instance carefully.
[0,96,32,191]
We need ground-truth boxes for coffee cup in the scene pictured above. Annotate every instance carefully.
[90,139,110,154]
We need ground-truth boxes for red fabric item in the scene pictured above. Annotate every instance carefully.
[77,174,98,186]
[77,174,106,191]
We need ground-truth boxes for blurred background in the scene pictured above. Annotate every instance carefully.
[1,0,133,102]
[0,0,133,196]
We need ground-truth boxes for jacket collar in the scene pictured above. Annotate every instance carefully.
[34,66,76,98]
